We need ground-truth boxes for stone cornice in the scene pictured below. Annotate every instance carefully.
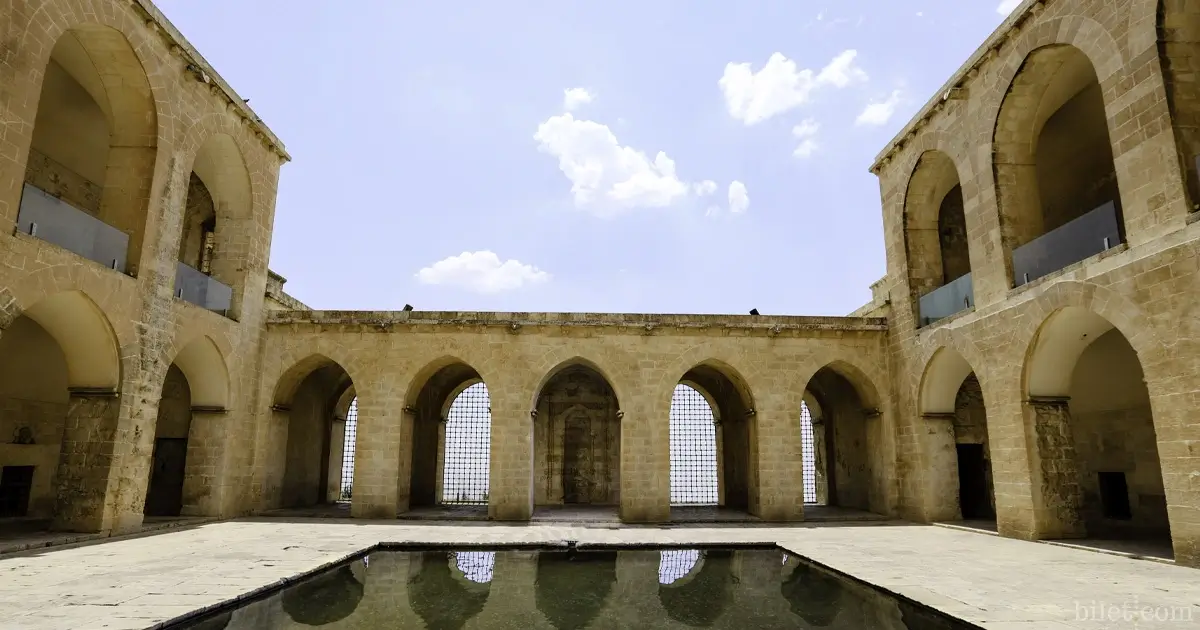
[265,310,889,335]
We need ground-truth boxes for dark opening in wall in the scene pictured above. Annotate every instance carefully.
[0,465,35,517]
[956,443,993,520]
[1098,471,1132,520]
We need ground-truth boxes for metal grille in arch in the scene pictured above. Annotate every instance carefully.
[801,401,816,504]
[338,398,357,503]
[442,382,491,505]
[669,384,719,506]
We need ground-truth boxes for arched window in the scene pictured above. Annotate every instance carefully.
[442,383,491,505]
[669,384,719,506]
[338,398,357,503]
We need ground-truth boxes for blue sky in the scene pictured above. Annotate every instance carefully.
[157,1,1021,315]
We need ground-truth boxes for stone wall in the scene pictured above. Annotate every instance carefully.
[0,0,286,534]
[871,0,1200,565]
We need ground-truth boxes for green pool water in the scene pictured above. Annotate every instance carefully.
[174,546,979,629]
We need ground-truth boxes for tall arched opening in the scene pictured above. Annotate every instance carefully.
[268,356,355,511]
[402,359,491,515]
[993,44,1125,288]
[143,336,230,519]
[669,363,757,519]
[175,135,252,319]
[1023,307,1172,556]
[0,291,121,532]
[904,150,973,327]
[801,363,885,515]
[917,347,995,525]
[532,362,621,515]
[17,25,157,275]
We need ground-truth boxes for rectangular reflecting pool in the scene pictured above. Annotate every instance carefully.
[170,545,981,630]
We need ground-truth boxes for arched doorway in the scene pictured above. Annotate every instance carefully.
[1157,0,1200,207]
[532,362,621,514]
[802,363,885,515]
[904,150,973,327]
[918,347,995,525]
[175,135,251,318]
[402,359,491,515]
[994,44,1125,287]
[17,25,156,275]
[268,356,355,511]
[144,336,229,518]
[800,400,819,505]
[0,291,121,532]
[669,363,756,519]
[331,391,357,504]
[1023,307,1172,556]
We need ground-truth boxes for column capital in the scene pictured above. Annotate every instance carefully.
[67,387,119,398]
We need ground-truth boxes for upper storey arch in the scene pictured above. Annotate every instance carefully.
[903,149,973,327]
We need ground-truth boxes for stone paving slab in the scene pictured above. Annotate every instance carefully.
[0,519,1196,629]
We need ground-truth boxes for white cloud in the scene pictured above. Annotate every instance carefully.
[792,119,820,158]
[719,50,868,125]
[563,87,594,111]
[855,90,904,127]
[416,251,550,294]
[693,180,718,196]
[728,181,749,214]
[534,112,694,215]
[996,0,1021,15]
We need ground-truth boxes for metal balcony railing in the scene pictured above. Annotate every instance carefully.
[174,261,232,316]
[917,272,974,328]
[15,183,129,272]
[1012,201,1122,287]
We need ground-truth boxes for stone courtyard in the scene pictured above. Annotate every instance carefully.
[1,0,1200,627]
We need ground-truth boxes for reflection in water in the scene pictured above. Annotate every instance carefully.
[280,560,365,626]
[536,550,618,630]
[175,548,981,630]
[456,551,496,583]
[658,550,734,627]
[781,555,845,627]
[410,551,491,630]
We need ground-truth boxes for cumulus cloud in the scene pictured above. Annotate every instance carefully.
[728,181,749,214]
[563,87,594,111]
[693,180,718,196]
[855,90,904,127]
[416,251,550,294]
[534,112,700,215]
[719,50,868,125]
[792,119,820,158]
[996,0,1022,14]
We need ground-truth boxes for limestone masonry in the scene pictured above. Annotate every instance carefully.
[0,0,1196,569]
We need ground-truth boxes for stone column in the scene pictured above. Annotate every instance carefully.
[326,417,346,503]
[52,388,122,532]
[181,406,229,517]
[489,393,532,520]
[755,401,806,522]
[1025,397,1085,539]
[621,401,670,523]
[353,388,403,519]
[921,413,961,522]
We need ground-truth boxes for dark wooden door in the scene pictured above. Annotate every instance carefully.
[145,438,188,516]
[956,443,993,520]
[0,466,35,517]
[562,414,593,504]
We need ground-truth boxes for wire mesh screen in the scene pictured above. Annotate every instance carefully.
[669,385,719,506]
[658,549,701,585]
[454,551,495,583]
[338,398,357,503]
[801,401,816,504]
[442,382,491,505]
